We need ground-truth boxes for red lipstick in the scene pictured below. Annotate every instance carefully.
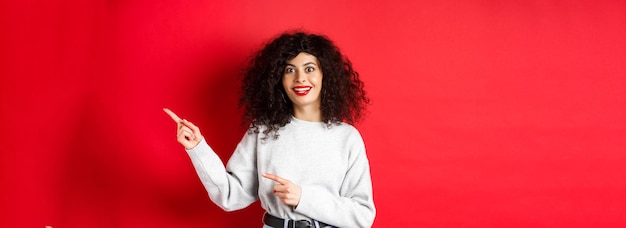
[292,86,312,96]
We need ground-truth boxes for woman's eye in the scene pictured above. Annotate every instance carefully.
[305,67,314,73]
[284,68,294,73]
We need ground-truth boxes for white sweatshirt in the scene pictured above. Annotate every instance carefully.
[186,117,375,227]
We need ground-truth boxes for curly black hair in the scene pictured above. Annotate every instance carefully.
[238,31,369,140]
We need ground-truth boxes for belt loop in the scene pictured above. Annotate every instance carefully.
[314,220,320,228]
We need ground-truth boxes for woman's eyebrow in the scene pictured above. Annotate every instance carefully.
[285,62,317,67]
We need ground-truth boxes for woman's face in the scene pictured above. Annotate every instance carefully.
[282,52,323,110]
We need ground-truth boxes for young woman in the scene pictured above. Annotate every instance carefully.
[164,31,375,227]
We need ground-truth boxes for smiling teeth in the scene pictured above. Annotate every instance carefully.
[294,87,311,92]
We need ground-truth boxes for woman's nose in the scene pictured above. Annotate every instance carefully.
[295,72,306,83]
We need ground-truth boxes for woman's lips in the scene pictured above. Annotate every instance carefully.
[292,86,312,96]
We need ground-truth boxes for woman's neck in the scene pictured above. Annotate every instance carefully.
[293,105,322,122]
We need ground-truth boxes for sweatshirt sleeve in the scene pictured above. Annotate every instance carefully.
[185,133,259,211]
[295,131,376,228]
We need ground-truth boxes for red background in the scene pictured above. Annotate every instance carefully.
[1,0,625,227]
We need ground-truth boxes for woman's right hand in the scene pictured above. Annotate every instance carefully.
[163,108,203,149]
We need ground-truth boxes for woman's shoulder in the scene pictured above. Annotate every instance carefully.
[334,121,358,131]
[330,122,364,139]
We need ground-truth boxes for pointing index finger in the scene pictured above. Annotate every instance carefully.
[163,108,182,122]
[262,173,288,184]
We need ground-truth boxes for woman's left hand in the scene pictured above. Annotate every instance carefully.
[262,173,302,207]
